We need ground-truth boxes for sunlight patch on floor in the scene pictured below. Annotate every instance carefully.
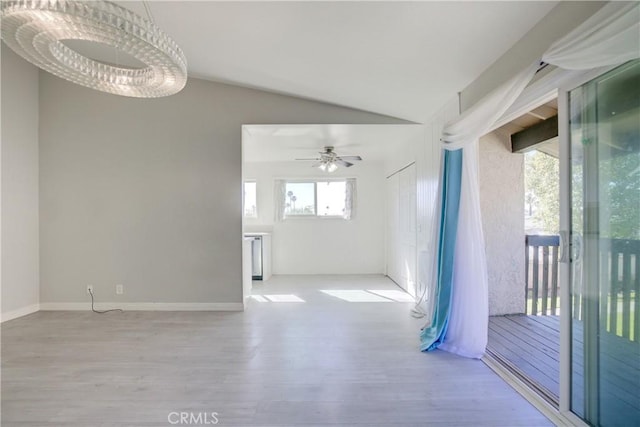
[261,294,305,302]
[320,290,394,302]
[367,289,415,302]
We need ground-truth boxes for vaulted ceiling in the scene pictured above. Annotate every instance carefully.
[117,1,558,123]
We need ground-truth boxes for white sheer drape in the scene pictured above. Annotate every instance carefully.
[435,61,538,358]
[543,2,640,70]
[437,141,489,358]
[344,178,357,220]
[430,1,640,358]
[441,61,539,151]
[274,179,287,221]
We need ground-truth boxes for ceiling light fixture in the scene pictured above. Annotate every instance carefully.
[318,160,338,173]
[1,0,187,98]
[296,146,362,172]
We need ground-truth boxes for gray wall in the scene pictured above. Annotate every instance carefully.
[38,73,407,305]
[1,46,40,317]
[479,132,525,315]
[460,1,606,111]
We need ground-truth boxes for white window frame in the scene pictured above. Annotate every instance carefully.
[277,178,355,220]
[243,180,258,219]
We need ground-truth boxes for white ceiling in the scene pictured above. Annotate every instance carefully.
[117,1,558,123]
[243,124,424,163]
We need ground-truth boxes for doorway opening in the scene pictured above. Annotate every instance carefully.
[482,99,562,407]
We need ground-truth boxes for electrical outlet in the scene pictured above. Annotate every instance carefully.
[86,285,93,295]
[116,284,124,295]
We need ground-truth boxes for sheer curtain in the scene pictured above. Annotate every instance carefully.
[420,62,538,358]
[274,179,287,221]
[542,2,640,70]
[422,1,640,358]
[344,178,357,220]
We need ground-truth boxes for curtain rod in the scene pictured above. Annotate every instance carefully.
[536,61,549,74]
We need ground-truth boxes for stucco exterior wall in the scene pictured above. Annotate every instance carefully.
[479,131,525,315]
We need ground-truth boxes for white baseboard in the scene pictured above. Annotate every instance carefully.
[1,304,41,323]
[39,302,244,311]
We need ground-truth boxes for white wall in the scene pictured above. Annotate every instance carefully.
[479,132,525,315]
[38,72,406,306]
[1,46,40,320]
[244,160,385,274]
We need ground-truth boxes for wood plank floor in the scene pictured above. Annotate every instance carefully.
[2,275,552,426]
[488,314,640,425]
[487,315,561,402]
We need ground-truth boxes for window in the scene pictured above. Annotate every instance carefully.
[243,181,257,218]
[317,181,346,216]
[277,179,355,219]
[285,182,316,215]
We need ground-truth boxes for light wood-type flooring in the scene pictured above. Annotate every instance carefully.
[2,275,552,426]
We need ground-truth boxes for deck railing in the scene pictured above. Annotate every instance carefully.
[525,235,560,316]
[574,238,639,341]
[526,234,639,341]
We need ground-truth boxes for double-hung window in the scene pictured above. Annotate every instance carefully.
[276,179,356,220]
[243,181,257,218]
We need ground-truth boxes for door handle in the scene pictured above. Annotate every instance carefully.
[559,230,569,263]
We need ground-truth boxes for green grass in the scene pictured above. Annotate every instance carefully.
[525,295,636,341]
[605,306,636,341]
[526,296,561,315]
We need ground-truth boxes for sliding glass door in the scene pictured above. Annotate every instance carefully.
[568,60,639,425]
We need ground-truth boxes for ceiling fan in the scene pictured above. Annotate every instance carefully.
[295,146,362,172]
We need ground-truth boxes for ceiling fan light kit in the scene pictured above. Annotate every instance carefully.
[319,161,339,173]
[1,0,187,98]
[296,146,362,173]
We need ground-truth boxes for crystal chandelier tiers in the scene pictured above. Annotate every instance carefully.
[1,0,187,98]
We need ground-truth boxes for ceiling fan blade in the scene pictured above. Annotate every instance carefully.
[335,159,354,167]
[295,158,322,161]
[337,155,362,161]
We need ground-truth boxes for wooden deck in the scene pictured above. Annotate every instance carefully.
[488,314,640,424]
[488,314,561,404]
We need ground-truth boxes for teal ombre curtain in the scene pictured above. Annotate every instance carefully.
[419,62,539,358]
[420,149,462,351]
[419,1,639,359]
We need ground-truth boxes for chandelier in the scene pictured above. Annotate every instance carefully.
[1,0,187,98]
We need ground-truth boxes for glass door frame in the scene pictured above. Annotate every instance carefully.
[559,61,640,426]
[493,64,619,426]
[558,64,622,424]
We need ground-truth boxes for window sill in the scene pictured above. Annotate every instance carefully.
[283,216,349,221]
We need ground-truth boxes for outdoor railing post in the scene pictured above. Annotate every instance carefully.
[526,234,561,317]
[610,249,619,335]
[533,244,540,315]
[551,245,559,315]
[525,236,530,315]
[622,249,632,339]
[542,245,550,315]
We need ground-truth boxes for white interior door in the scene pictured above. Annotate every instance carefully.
[386,173,400,285]
[386,164,417,296]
